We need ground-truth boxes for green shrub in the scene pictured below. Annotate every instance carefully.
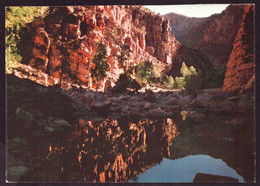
[137,61,155,84]
[184,73,201,90]
[174,62,200,89]
[195,61,226,89]
[159,73,175,88]
[91,43,109,81]
[137,61,175,88]
[175,61,225,90]
[174,76,185,88]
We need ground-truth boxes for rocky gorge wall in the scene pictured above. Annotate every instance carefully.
[223,5,255,94]
[19,6,179,91]
[166,5,245,66]
[166,4,254,94]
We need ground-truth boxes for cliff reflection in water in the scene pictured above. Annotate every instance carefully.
[28,117,179,182]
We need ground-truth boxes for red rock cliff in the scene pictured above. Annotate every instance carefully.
[20,6,179,91]
[222,5,255,94]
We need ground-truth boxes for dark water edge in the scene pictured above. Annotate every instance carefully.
[6,75,255,183]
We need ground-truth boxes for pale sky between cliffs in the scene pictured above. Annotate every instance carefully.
[144,4,230,18]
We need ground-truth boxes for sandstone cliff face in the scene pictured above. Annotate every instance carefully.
[20,6,178,91]
[223,5,255,94]
[166,5,245,66]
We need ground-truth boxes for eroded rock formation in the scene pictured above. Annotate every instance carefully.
[222,5,255,94]
[20,6,179,91]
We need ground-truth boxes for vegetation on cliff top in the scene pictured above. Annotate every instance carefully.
[5,7,48,68]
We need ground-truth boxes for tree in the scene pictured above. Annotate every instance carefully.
[91,43,109,81]
[180,62,190,76]
[137,61,155,84]
[174,77,185,88]
[175,62,200,89]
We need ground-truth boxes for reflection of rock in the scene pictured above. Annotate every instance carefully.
[22,117,178,182]
[193,173,239,183]
[169,111,255,182]
[8,137,27,155]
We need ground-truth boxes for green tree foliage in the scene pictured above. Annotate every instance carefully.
[174,76,185,88]
[91,43,109,81]
[137,61,175,88]
[159,73,175,88]
[175,61,226,90]
[180,62,190,76]
[197,63,226,89]
[137,61,155,84]
[175,62,200,89]
[5,7,47,68]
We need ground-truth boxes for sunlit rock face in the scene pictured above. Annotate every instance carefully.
[166,5,245,66]
[21,117,178,182]
[20,6,179,91]
[222,5,255,94]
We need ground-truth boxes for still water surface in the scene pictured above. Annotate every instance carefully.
[8,115,252,182]
[129,155,243,182]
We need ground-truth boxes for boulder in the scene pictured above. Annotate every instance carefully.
[44,126,54,132]
[165,98,178,105]
[145,109,171,119]
[7,166,29,182]
[90,100,111,112]
[187,112,206,122]
[144,91,157,102]
[179,95,192,105]
[16,107,34,123]
[49,119,72,132]
[196,93,212,102]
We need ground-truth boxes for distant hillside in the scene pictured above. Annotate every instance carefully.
[166,5,245,65]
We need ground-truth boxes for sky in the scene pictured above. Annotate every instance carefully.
[144,4,230,18]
